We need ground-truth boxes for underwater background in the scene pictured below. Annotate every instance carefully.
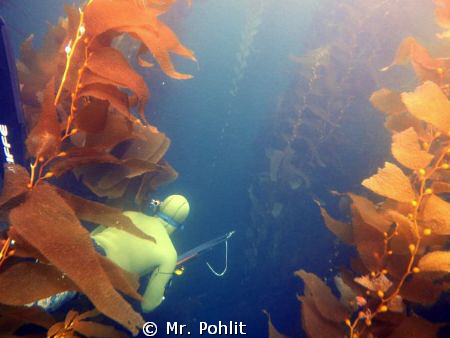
[1,0,450,337]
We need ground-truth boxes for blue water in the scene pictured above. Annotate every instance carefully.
[2,0,449,337]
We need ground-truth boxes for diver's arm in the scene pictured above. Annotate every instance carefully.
[141,248,177,312]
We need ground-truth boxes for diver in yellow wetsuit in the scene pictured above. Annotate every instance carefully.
[91,195,189,312]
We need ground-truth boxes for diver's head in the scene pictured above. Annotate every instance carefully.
[157,194,190,234]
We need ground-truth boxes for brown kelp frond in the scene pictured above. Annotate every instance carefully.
[25,78,61,167]
[98,256,142,301]
[314,200,353,245]
[82,46,149,120]
[47,309,127,338]
[74,122,171,202]
[436,0,450,38]
[296,2,450,337]
[0,261,78,305]
[0,164,29,210]
[295,270,350,323]
[9,182,144,334]
[262,310,287,338]
[0,304,55,335]
[56,188,155,243]
[380,36,449,84]
[295,270,349,337]
[84,0,195,80]
[19,0,193,203]
[3,0,195,335]
[361,162,416,202]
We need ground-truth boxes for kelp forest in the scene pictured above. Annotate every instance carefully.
[0,0,450,337]
[0,0,194,336]
[248,1,450,337]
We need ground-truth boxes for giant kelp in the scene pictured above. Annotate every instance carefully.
[250,5,423,333]
[295,2,450,337]
[0,0,195,336]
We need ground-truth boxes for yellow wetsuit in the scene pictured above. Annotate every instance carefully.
[91,195,189,312]
[91,211,175,312]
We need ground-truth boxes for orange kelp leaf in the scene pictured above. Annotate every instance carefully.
[64,4,81,44]
[351,208,385,271]
[361,162,415,202]
[0,261,77,305]
[1,303,55,327]
[48,310,79,337]
[432,180,450,194]
[316,204,353,244]
[149,20,196,62]
[91,161,159,192]
[435,0,450,38]
[121,123,169,162]
[137,43,155,68]
[73,321,127,338]
[294,270,350,322]
[381,37,417,69]
[9,183,144,335]
[384,111,422,134]
[369,88,407,115]
[49,310,113,338]
[121,159,160,178]
[47,322,65,337]
[76,309,99,321]
[418,251,450,274]
[88,166,127,191]
[389,316,441,338]
[262,310,287,338]
[98,256,141,301]
[420,194,450,234]
[75,165,130,199]
[124,25,194,80]
[136,160,178,204]
[383,209,418,254]
[49,147,119,177]
[381,37,444,82]
[0,164,29,210]
[436,0,450,28]
[354,274,392,292]
[348,193,391,233]
[84,48,149,119]
[25,79,61,159]
[7,227,47,261]
[141,0,177,12]
[65,310,78,328]
[391,128,433,170]
[400,273,444,305]
[136,172,156,206]
[84,0,160,41]
[78,84,130,119]
[401,81,450,133]
[19,35,38,79]
[385,253,411,279]
[56,188,155,243]
[297,296,344,338]
[84,110,135,151]
[74,98,109,133]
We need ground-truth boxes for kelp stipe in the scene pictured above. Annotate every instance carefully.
[0,0,195,336]
[295,2,450,337]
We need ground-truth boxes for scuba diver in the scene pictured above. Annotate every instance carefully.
[91,194,189,312]
[92,196,235,312]
[1,15,235,313]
